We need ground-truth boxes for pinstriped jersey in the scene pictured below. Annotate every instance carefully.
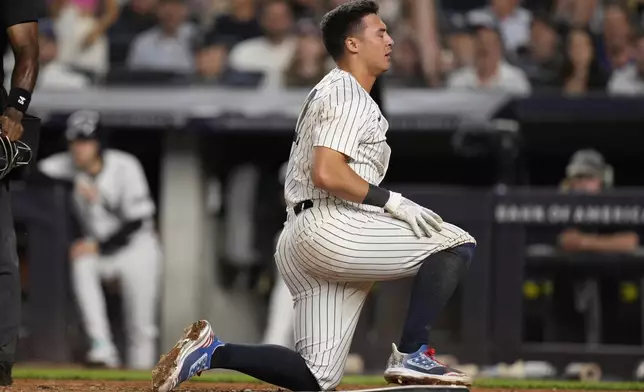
[37,149,156,242]
[284,67,391,213]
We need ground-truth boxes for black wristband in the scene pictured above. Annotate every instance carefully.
[363,183,390,207]
[7,88,31,113]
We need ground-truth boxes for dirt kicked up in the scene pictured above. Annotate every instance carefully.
[4,380,643,392]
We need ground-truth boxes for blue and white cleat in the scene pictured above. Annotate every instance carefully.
[384,343,472,386]
[152,320,224,392]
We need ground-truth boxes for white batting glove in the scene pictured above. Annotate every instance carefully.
[384,192,444,238]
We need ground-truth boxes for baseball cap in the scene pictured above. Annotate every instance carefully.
[65,110,101,142]
[566,149,606,178]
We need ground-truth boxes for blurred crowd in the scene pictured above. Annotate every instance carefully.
[4,0,644,95]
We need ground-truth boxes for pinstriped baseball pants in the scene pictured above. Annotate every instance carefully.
[274,201,476,390]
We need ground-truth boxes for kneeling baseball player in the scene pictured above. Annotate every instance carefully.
[38,110,162,370]
[152,1,476,391]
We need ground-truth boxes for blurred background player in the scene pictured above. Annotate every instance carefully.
[37,110,162,370]
[260,161,294,348]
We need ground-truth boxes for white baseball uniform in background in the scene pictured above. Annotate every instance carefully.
[274,68,476,390]
[261,161,294,349]
[38,149,162,370]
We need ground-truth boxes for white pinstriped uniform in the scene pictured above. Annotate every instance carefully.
[38,149,162,370]
[274,68,476,390]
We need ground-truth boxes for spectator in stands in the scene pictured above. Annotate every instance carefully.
[558,149,639,253]
[408,1,443,87]
[195,43,229,83]
[440,17,476,73]
[126,0,197,74]
[384,33,428,88]
[108,0,159,66]
[283,21,329,87]
[50,0,119,77]
[32,20,92,90]
[446,25,531,94]
[290,0,325,23]
[376,0,406,29]
[228,0,296,89]
[202,0,262,51]
[608,31,644,95]
[560,28,608,95]
[186,0,227,29]
[598,3,635,73]
[467,0,533,57]
[551,0,602,33]
[515,12,563,92]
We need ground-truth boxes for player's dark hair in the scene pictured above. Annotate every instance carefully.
[320,0,380,61]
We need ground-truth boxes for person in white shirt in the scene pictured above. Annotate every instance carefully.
[467,0,532,56]
[126,0,196,74]
[447,25,531,95]
[228,0,297,89]
[3,20,91,91]
[37,110,162,370]
[608,31,644,95]
[35,20,91,90]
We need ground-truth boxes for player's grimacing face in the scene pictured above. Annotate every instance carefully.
[356,14,394,73]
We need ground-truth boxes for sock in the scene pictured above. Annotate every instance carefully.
[398,243,475,354]
[211,343,320,391]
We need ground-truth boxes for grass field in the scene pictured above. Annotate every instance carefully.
[10,367,644,391]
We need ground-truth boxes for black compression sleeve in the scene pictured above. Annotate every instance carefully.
[211,343,320,391]
[362,183,390,207]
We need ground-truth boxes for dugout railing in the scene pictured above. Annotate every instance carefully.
[491,187,644,380]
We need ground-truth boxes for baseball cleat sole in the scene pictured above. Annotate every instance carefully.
[384,368,472,387]
[151,320,212,392]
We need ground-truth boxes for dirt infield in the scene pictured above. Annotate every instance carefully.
[2,380,638,392]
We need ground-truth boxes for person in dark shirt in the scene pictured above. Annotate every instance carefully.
[0,0,41,386]
[554,150,640,344]
[107,0,159,65]
[202,0,262,50]
[514,12,564,93]
[558,149,639,252]
[559,28,609,95]
[526,149,640,344]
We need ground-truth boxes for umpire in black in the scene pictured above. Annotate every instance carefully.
[0,0,41,385]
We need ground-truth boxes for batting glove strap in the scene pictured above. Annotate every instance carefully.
[384,191,402,213]
[385,193,444,238]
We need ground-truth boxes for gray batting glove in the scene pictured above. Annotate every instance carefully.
[384,192,444,238]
